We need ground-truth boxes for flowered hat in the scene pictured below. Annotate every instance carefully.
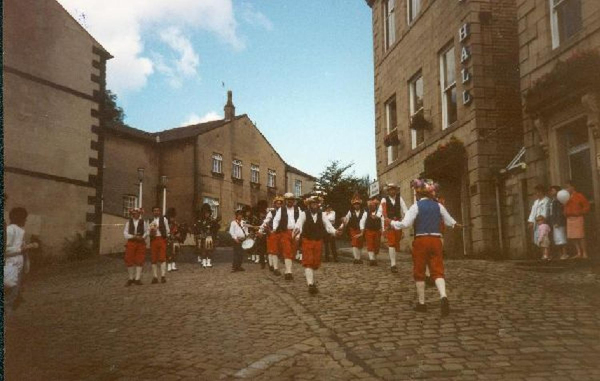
[273,195,285,203]
[410,178,439,197]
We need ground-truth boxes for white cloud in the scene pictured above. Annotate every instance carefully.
[182,111,222,126]
[154,27,200,88]
[240,3,273,31]
[57,0,243,94]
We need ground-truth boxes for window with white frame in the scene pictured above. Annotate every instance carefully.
[212,153,223,174]
[294,180,303,197]
[407,0,421,24]
[550,0,582,49]
[385,96,398,164]
[123,195,138,217]
[203,197,220,218]
[268,169,276,188]
[384,0,396,50]
[409,73,425,149]
[232,159,243,179]
[235,203,249,213]
[440,44,457,129]
[251,164,260,183]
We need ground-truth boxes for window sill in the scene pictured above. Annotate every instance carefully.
[211,171,224,179]
[267,186,277,193]
[232,177,244,185]
[251,182,261,190]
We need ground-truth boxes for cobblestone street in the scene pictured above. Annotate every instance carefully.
[5,249,600,381]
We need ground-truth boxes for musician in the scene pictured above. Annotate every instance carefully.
[123,207,148,286]
[254,201,269,269]
[354,199,383,266]
[378,183,408,273]
[273,193,302,281]
[229,209,249,272]
[259,196,284,276]
[387,179,461,317]
[323,205,338,262]
[242,205,260,264]
[293,197,341,294]
[343,196,367,264]
[193,203,220,268]
[149,206,170,284]
[166,208,180,272]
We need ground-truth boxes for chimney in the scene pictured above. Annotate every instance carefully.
[224,90,235,121]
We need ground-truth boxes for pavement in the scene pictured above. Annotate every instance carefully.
[4,247,600,381]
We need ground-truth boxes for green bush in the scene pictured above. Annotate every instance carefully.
[63,233,94,261]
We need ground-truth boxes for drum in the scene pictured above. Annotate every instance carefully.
[242,238,255,250]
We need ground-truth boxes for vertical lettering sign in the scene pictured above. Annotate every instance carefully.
[459,22,472,105]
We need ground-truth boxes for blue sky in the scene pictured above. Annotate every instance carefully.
[59,0,376,179]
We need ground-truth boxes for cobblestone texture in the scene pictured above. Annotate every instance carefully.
[5,249,600,380]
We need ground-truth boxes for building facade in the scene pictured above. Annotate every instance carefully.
[366,0,523,257]
[100,93,316,254]
[3,0,111,257]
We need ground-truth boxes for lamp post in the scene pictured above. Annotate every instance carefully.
[137,167,145,208]
[160,175,168,214]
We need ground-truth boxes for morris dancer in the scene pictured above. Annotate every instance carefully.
[229,209,248,272]
[343,196,367,264]
[388,179,461,316]
[194,204,219,268]
[378,183,408,273]
[355,199,383,266]
[293,197,341,294]
[259,196,284,276]
[273,193,302,281]
[323,204,338,262]
[123,208,148,286]
[166,208,180,272]
[254,201,269,269]
[149,206,170,284]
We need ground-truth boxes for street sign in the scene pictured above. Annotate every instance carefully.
[369,180,380,198]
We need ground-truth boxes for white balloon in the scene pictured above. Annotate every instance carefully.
[557,190,570,205]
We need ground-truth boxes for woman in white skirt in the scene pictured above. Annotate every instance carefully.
[548,186,568,259]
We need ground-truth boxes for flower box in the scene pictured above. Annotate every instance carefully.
[383,129,400,147]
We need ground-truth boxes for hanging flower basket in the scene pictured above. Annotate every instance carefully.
[525,50,600,114]
[383,129,400,147]
[423,136,466,177]
[409,110,431,131]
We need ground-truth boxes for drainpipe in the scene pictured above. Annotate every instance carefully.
[193,139,199,217]
[494,174,505,258]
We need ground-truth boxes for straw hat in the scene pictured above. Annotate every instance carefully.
[273,195,285,203]
[283,192,296,200]
[385,183,399,190]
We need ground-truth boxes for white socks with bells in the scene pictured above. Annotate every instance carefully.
[128,267,135,280]
[416,278,448,305]
[135,266,142,281]
[305,268,314,285]
[389,247,397,267]
[284,258,293,274]
[269,254,279,269]
[352,247,361,261]
[152,263,167,278]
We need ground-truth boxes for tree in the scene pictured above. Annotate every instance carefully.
[315,161,370,223]
[100,89,127,128]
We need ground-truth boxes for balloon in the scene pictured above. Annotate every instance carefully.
[557,190,570,205]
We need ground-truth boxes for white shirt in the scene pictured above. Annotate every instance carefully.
[528,197,551,223]
[5,224,25,257]
[344,209,368,230]
[390,198,457,236]
[229,219,249,241]
[324,211,336,225]
[377,195,408,219]
[150,216,170,238]
[124,218,149,240]
[273,206,301,231]
[259,208,277,233]
[294,211,337,236]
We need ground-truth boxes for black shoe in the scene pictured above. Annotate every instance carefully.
[357,259,364,264]
[126,279,134,287]
[414,303,427,312]
[308,284,319,295]
[441,297,450,317]
[352,259,359,265]
[151,277,159,284]
[238,267,245,272]
[269,265,274,272]
[261,263,266,269]
[390,265,398,273]
[425,276,435,287]
[284,273,293,281]
[134,280,143,286]
[369,260,377,266]
[161,276,166,283]
[333,256,339,263]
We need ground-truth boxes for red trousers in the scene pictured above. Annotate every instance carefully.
[278,230,297,259]
[386,228,403,250]
[349,228,364,248]
[267,232,280,254]
[365,229,381,252]
[150,237,167,264]
[302,239,322,270]
[411,236,444,281]
[124,240,146,267]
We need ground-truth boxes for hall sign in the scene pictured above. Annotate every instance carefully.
[459,22,472,106]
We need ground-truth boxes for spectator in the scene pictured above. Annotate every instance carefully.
[527,185,551,248]
[535,215,551,261]
[563,181,590,259]
[548,185,568,260]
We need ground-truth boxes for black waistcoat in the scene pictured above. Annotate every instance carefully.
[149,216,167,237]
[277,207,300,232]
[128,218,145,236]
[365,213,382,231]
[385,195,402,219]
[348,209,365,230]
[304,212,326,240]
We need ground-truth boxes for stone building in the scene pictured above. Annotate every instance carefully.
[3,0,111,257]
[100,92,316,254]
[365,0,523,257]
[499,0,600,258]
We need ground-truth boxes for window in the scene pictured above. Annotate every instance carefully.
[440,45,457,129]
[384,0,396,49]
[203,197,220,218]
[294,180,303,197]
[407,0,421,24]
[409,73,425,148]
[232,159,243,179]
[550,0,582,49]
[385,96,398,164]
[251,164,260,183]
[123,195,138,217]
[268,169,277,188]
[236,203,249,213]
[212,153,223,174]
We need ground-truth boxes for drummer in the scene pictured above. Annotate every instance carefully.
[229,209,249,272]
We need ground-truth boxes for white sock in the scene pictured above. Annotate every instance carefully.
[425,266,431,277]
[272,255,279,270]
[389,248,397,267]
[267,254,273,266]
[127,267,135,280]
[285,259,293,274]
[207,258,212,266]
[135,266,143,280]
[305,268,314,285]
[368,252,375,260]
[435,278,447,298]
[352,247,361,260]
[152,264,158,278]
[416,281,426,304]
[160,262,166,277]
